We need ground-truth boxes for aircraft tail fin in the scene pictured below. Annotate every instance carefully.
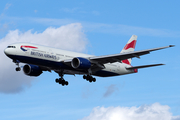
[120,35,137,65]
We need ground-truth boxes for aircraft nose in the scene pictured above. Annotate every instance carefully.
[4,48,8,55]
[4,48,13,56]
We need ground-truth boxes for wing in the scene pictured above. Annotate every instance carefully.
[89,45,174,64]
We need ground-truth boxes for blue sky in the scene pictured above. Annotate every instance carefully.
[0,0,180,120]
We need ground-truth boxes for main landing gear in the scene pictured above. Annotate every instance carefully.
[55,72,69,86]
[83,75,96,82]
[55,78,68,86]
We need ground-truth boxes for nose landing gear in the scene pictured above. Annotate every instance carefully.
[13,60,21,71]
[16,67,21,71]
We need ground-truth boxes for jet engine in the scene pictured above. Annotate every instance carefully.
[71,57,91,69]
[23,64,42,76]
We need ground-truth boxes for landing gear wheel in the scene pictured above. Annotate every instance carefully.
[58,78,63,84]
[92,78,96,82]
[83,75,87,79]
[15,67,21,71]
[55,78,59,83]
[65,81,69,85]
[61,80,65,86]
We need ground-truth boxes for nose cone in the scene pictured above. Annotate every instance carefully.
[4,48,14,56]
[4,46,17,60]
[4,48,9,55]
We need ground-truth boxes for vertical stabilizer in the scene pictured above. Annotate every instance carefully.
[120,35,137,65]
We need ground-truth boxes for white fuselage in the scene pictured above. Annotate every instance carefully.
[4,43,136,77]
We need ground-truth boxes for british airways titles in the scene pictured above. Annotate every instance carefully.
[30,51,60,60]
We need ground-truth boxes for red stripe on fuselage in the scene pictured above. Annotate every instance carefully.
[21,45,38,49]
[124,40,136,50]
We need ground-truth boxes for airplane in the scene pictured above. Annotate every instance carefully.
[4,35,174,86]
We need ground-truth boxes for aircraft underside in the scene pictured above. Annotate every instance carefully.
[7,54,119,86]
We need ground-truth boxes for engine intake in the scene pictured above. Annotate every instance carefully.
[23,64,42,76]
[71,57,91,69]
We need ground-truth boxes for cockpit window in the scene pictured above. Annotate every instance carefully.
[7,46,16,48]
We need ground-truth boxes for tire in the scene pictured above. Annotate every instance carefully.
[92,78,96,82]
[89,79,92,82]
[55,79,59,83]
[15,67,21,71]
[65,81,69,86]
[83,75,87,79]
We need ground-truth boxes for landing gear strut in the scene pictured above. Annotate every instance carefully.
[55,72,69,86]
[83,75,96,82]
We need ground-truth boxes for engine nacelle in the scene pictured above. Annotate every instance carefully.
[23,64,42,76]
[71,57,91,69]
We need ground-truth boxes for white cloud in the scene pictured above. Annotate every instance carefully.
[0,23,9,32]
[82,23,180,37]
[3,16,180,37]
[30,17,74,27]
[31,18,180,37]
[81,103,180,120]
[4,3,11,10]
[0,23,88,93]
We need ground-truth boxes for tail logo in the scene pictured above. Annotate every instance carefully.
[124,40,136,50]
[122,40,136,65]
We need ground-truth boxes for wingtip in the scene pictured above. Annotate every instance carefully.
[156,63,165,66]
[169,45,175,47]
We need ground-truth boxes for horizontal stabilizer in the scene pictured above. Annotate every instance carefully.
[126,64,165,70]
